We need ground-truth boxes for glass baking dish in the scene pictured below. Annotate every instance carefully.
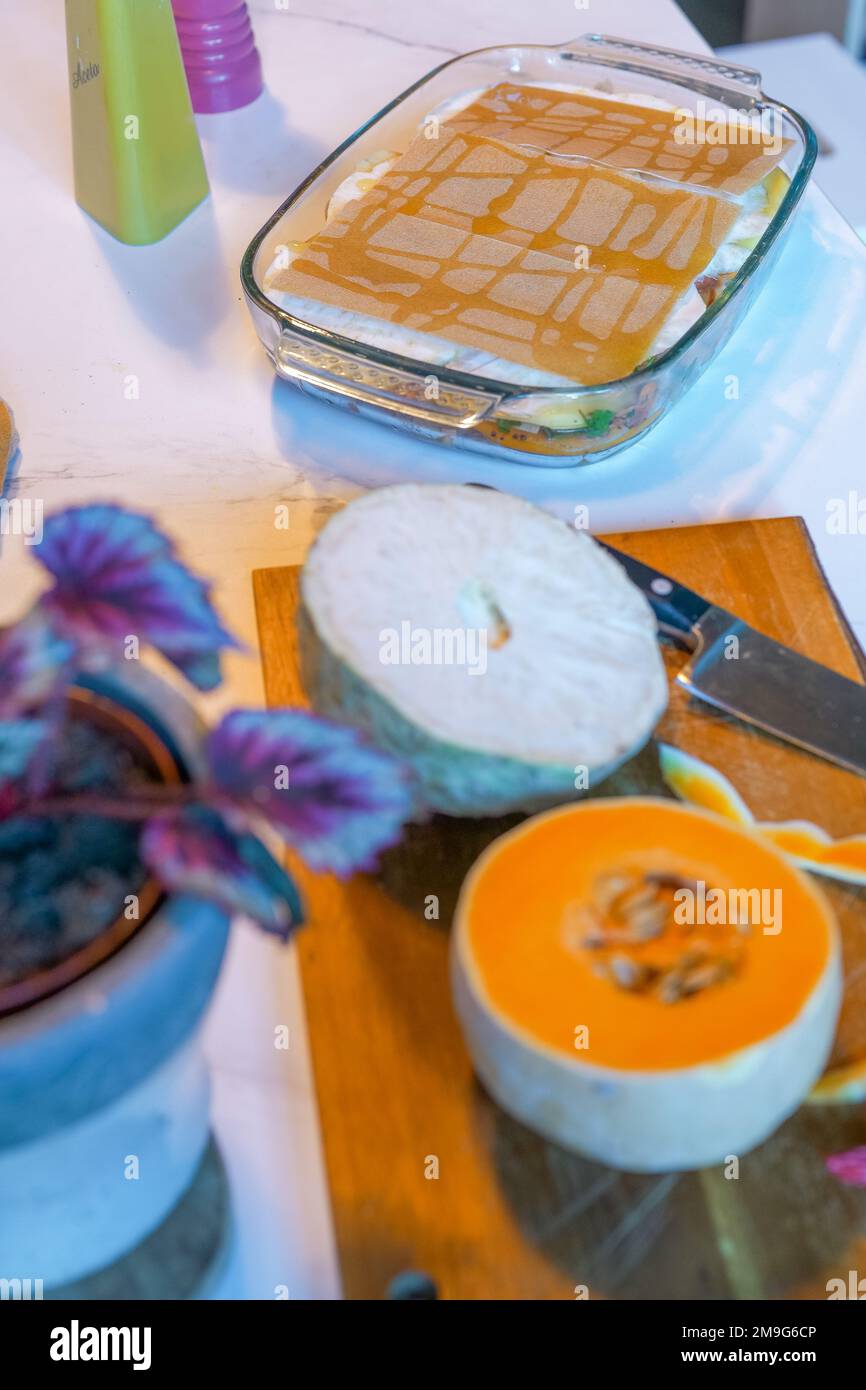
[241,33,816,467]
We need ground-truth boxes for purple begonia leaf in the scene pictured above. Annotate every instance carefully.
[35,505,239,690]
[0,785,22,821]
[140,807,304,939]
[0,719,50,784]
[207,708,413,877]
[827,1147,866,1187]
[0,615,75,717]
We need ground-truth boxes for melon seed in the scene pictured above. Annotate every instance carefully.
[657,970,685,1004]
[611,880,659,920]
[623,900,668,941]
[592,872,633,913]
[609,954,652,991]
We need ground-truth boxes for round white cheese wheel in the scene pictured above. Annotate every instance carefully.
[299,484,668,817]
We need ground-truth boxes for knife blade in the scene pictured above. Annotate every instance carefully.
[600,541,866,780]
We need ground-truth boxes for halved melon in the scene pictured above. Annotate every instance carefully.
[299,484,667,817]
[452,797,841,1171]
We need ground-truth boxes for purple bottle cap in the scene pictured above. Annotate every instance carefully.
[171,0,263,114]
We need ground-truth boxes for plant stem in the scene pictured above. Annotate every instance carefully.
[21,784,201,822]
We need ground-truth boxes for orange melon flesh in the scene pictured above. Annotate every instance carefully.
[659,742,866,886]
[460,798,836,1072]
[658,743,753,825]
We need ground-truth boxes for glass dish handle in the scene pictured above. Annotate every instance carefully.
[275,330,500,429]
[565,33,764,102]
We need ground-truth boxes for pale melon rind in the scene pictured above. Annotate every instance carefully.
[452,938,841,1171]
[451,810,843,1171]
[809,1058,866,1105]
[299,601,637,817]
[298,485,668,818]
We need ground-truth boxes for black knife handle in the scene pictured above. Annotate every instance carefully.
[598,542,712,649]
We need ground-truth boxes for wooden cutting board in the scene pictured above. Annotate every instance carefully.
[253,516,866,1301]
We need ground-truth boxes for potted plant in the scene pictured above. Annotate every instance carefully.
[0,504,412,1289]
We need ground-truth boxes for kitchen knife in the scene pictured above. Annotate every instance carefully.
[600,542,866,780]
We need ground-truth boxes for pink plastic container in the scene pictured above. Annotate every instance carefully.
[171,0,263,113]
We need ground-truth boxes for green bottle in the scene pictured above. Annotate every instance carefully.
[65,0,209,244]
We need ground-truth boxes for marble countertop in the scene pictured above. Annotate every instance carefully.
[3,0,866,1298]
